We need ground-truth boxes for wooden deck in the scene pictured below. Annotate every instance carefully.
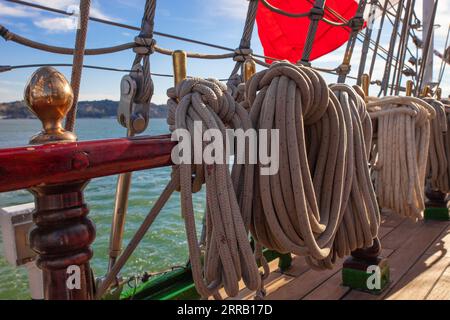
[226,212,450,300]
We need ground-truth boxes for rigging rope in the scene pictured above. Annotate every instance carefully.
[246,62,379,269]
[65,0,90,132]
[356,0,377,84]
[423,97,450,192]
[167,78,261,299]
[379,0,404,96]
[228,0,258,79]
[108,0,157,273]
[391,0,415,95]
[337,0,367,83]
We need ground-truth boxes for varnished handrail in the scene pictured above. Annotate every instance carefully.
[0,134,175,193]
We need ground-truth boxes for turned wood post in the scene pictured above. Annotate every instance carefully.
[29,181,95,299]
[24,67,96,299]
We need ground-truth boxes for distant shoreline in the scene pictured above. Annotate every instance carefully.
[0,116,167,120]
[0,99,168,119]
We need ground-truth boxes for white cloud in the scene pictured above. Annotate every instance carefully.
[0,3,37,17]
[0,0,117,33]
[206,0,249,21]
[409,0,450,37]
[33,16,78,33]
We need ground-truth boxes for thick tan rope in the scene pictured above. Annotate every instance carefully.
[65,0,90,132]
[246,62,379,269]
[423,97,450,192]
[167,78,261,299]
[368,96,435,219]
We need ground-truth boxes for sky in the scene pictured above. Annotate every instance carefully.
[0,0,449,104]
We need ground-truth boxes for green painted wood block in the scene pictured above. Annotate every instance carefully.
[342,257,390,294]
[119,247,291,300]
[424,207,450,221]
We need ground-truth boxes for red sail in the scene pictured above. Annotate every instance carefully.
[256,0,360,63]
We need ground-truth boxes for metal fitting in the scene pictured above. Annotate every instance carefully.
[348,16,365,32]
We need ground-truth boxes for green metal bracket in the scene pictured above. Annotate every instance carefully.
[119,247,292,300]
[424,207,450,221]
[120,267,200,300]
[342,258,390,295]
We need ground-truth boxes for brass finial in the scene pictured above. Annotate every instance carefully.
[172,50,187,86]
[436,87,442,100]
[243,59,256,82]
[361,74,370,102]
[405,80,413,96]
[421,85,431,98]
[24,67,77,144]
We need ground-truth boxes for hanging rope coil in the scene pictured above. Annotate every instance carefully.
[245,62,379,270]
[64,0,91,132]
[368,96,435,219]
[423,97,450,192]
[166,78,261,298]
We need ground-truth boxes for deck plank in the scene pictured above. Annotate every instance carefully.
[221,258,280,300]
[426,263,450,300]
[264,260,344,300]
[381,218,423,250]
[425,223,450,258]
[380,211,405,228]
[226,215,450,300]
[225,255,310,300]
[386,255,450,300]
[343,220,450,300]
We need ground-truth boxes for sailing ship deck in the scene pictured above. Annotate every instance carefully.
[225,212,450,300]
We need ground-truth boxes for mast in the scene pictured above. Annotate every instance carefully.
[422,0,435,88]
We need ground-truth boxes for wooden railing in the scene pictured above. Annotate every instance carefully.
[0,135,175,193]
[0,135,176,299]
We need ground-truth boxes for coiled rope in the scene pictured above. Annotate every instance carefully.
[423,97,450,192]
[368,96,435,219]
[166,78,261,299]
[245,62,379,269]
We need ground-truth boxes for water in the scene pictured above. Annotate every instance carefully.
[0,118,205,299]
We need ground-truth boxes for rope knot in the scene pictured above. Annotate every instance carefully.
[309,6,324,21]
[175,78,237,124]
[347,16,365,32]
[133,36,156,55]
[336,63,351,76]
[233,47,253,62]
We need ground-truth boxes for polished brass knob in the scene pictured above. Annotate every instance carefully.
[361,74,370,102]
[405,80,413,96]
[24,67,77,144]
[172,50,187,86]
[243,59,256,82]
[436,87,442,100]
[421,85,431,98]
